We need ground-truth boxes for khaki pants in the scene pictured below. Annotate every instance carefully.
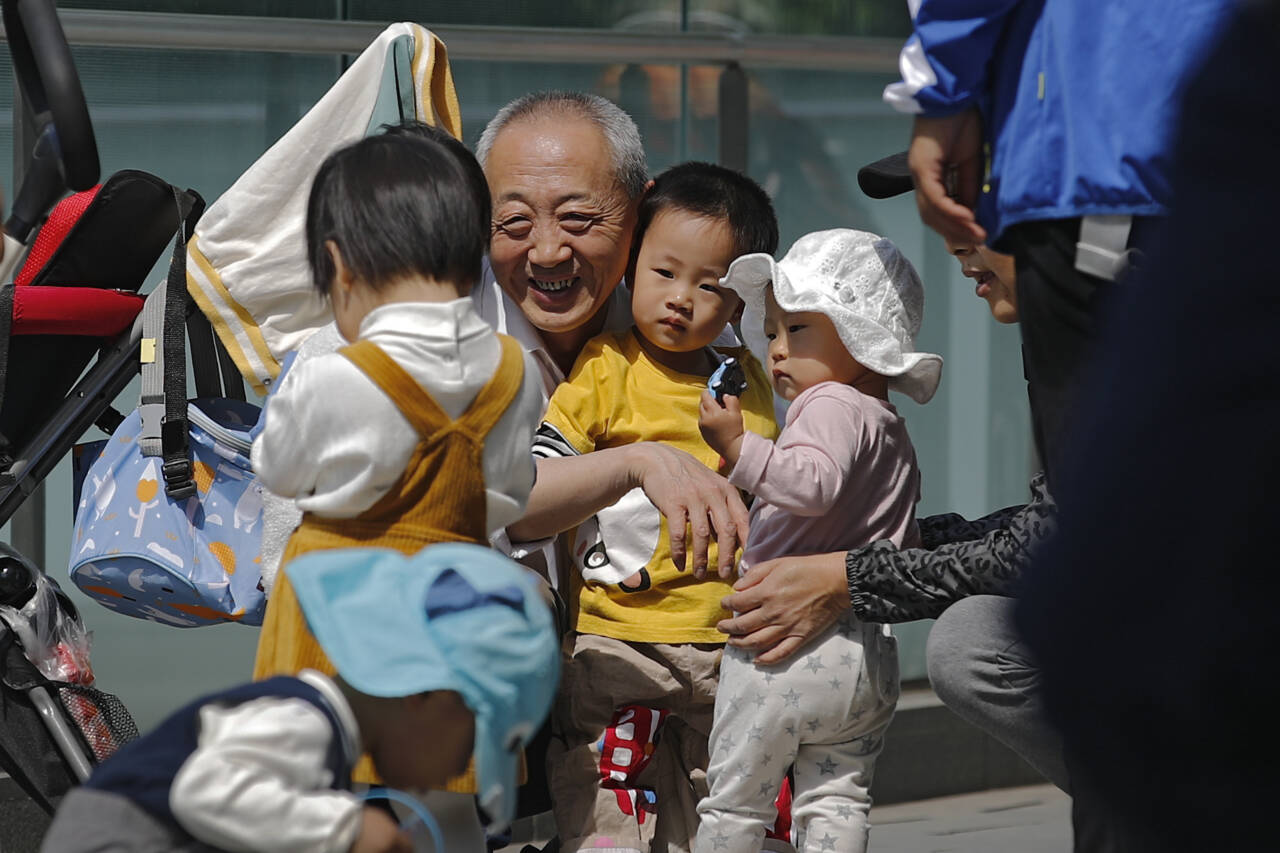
[548,633,722,853]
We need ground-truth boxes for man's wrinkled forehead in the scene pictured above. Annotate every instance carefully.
[484,115,626,199]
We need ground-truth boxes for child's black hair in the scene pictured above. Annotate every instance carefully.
[306,121,491,296]
[633,162,779,262]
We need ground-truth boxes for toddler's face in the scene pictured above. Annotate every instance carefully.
[630,210,741,371]
[763,288,868,401]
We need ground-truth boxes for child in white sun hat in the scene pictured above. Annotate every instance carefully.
[694,228,942,853]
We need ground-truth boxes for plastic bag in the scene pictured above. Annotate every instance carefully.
[0,569,93,684]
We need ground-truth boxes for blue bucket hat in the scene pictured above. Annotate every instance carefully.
[286,543,559,828]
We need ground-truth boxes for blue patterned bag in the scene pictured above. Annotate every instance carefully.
[68,397,266,627]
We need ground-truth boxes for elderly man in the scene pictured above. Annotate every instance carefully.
[474,92,756,853]
[473,91,748,582]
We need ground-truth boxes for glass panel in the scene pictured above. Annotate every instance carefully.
[5,34,1030,724]
[354,1,682,30]
[13,46,342,731]
[71,46,339,197]
[61,0,348,18]
[61,0,911,35]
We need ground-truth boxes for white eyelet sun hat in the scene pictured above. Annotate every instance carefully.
[720,228,943,404]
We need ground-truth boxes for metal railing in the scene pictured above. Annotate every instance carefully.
[4,9,901,72]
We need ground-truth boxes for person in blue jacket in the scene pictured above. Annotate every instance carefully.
[884,3,1236,851]
[887,0,1232,485]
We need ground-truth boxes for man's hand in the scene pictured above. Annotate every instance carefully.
[351,806,411,853]
[717,551,849,664]
[626,442,749,580]
[908,108,987,247]
[698,390,746,470]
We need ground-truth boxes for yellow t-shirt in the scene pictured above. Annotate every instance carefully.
[538,329,779,643]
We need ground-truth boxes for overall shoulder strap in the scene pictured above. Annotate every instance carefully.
[457,335,526,434]
[339,340,447,436]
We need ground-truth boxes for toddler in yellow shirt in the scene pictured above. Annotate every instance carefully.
[530,162,780,853]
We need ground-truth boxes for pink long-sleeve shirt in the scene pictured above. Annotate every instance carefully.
[729,381,922,571]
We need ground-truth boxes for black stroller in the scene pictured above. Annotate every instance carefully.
[0,0,224,843]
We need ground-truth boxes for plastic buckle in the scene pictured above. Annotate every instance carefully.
[162,458,196,499]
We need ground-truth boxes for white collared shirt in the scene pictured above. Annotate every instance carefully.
[252,297,543,528]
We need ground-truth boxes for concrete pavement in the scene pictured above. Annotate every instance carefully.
[502,783,1071,852]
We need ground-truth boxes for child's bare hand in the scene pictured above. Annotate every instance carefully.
[699,390,746,469]
[351,806,412,853]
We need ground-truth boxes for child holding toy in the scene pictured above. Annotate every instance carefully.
[694,229,942,853]
[513,161,779,852]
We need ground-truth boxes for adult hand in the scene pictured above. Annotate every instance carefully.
[717,551,848,665]
[351,806,412,853]
[908,108,987,247]
[626,442,749,580]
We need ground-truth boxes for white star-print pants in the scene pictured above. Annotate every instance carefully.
[696,616,899,853]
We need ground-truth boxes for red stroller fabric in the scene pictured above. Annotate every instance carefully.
[9,185,144,339]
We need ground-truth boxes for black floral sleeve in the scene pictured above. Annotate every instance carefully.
[846,473,1055,623]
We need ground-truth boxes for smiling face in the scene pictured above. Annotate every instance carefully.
[630,209,742,375]
[486,116,639,350]
[763,288,868,401]
[945,238,1018,323]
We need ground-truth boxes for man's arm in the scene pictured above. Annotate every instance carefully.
[884,1,1028,245]
[509,442,750,580]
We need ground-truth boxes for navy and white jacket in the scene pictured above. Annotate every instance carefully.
[84,670,363,852]
[885,0,1234,243]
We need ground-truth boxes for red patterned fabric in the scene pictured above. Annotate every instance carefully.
[15,185,102,287]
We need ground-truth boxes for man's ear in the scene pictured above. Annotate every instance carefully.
[730,297,745,325]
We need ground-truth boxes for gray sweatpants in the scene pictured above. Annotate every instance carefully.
[925,595,1070,792]
[696,616,899,853]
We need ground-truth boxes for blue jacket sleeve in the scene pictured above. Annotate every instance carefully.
[884,0,1026,115]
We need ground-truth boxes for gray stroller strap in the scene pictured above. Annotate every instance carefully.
[138,280,166,458]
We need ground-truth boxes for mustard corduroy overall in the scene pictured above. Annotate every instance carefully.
[253,335,524,787]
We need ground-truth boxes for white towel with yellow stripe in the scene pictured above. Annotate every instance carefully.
[186,23,462,395]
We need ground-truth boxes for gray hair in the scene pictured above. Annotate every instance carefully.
[475,91,649,200]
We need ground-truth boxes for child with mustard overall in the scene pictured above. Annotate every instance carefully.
[251,126,544,841]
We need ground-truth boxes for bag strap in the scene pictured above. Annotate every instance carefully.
[138,188,203,499]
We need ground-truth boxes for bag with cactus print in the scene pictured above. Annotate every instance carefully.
[68,199,266,628]
[68,397,266,627]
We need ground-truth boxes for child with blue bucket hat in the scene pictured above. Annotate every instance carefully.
[40,543,558,853]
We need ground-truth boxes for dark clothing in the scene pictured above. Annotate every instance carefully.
[84,677,351,827]
[1003,220,1113,484]
[1017,2,1280,850]
[846,474,1055,623]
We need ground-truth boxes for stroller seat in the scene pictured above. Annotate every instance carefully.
[10,185,144,337]
[0,171,196,458]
